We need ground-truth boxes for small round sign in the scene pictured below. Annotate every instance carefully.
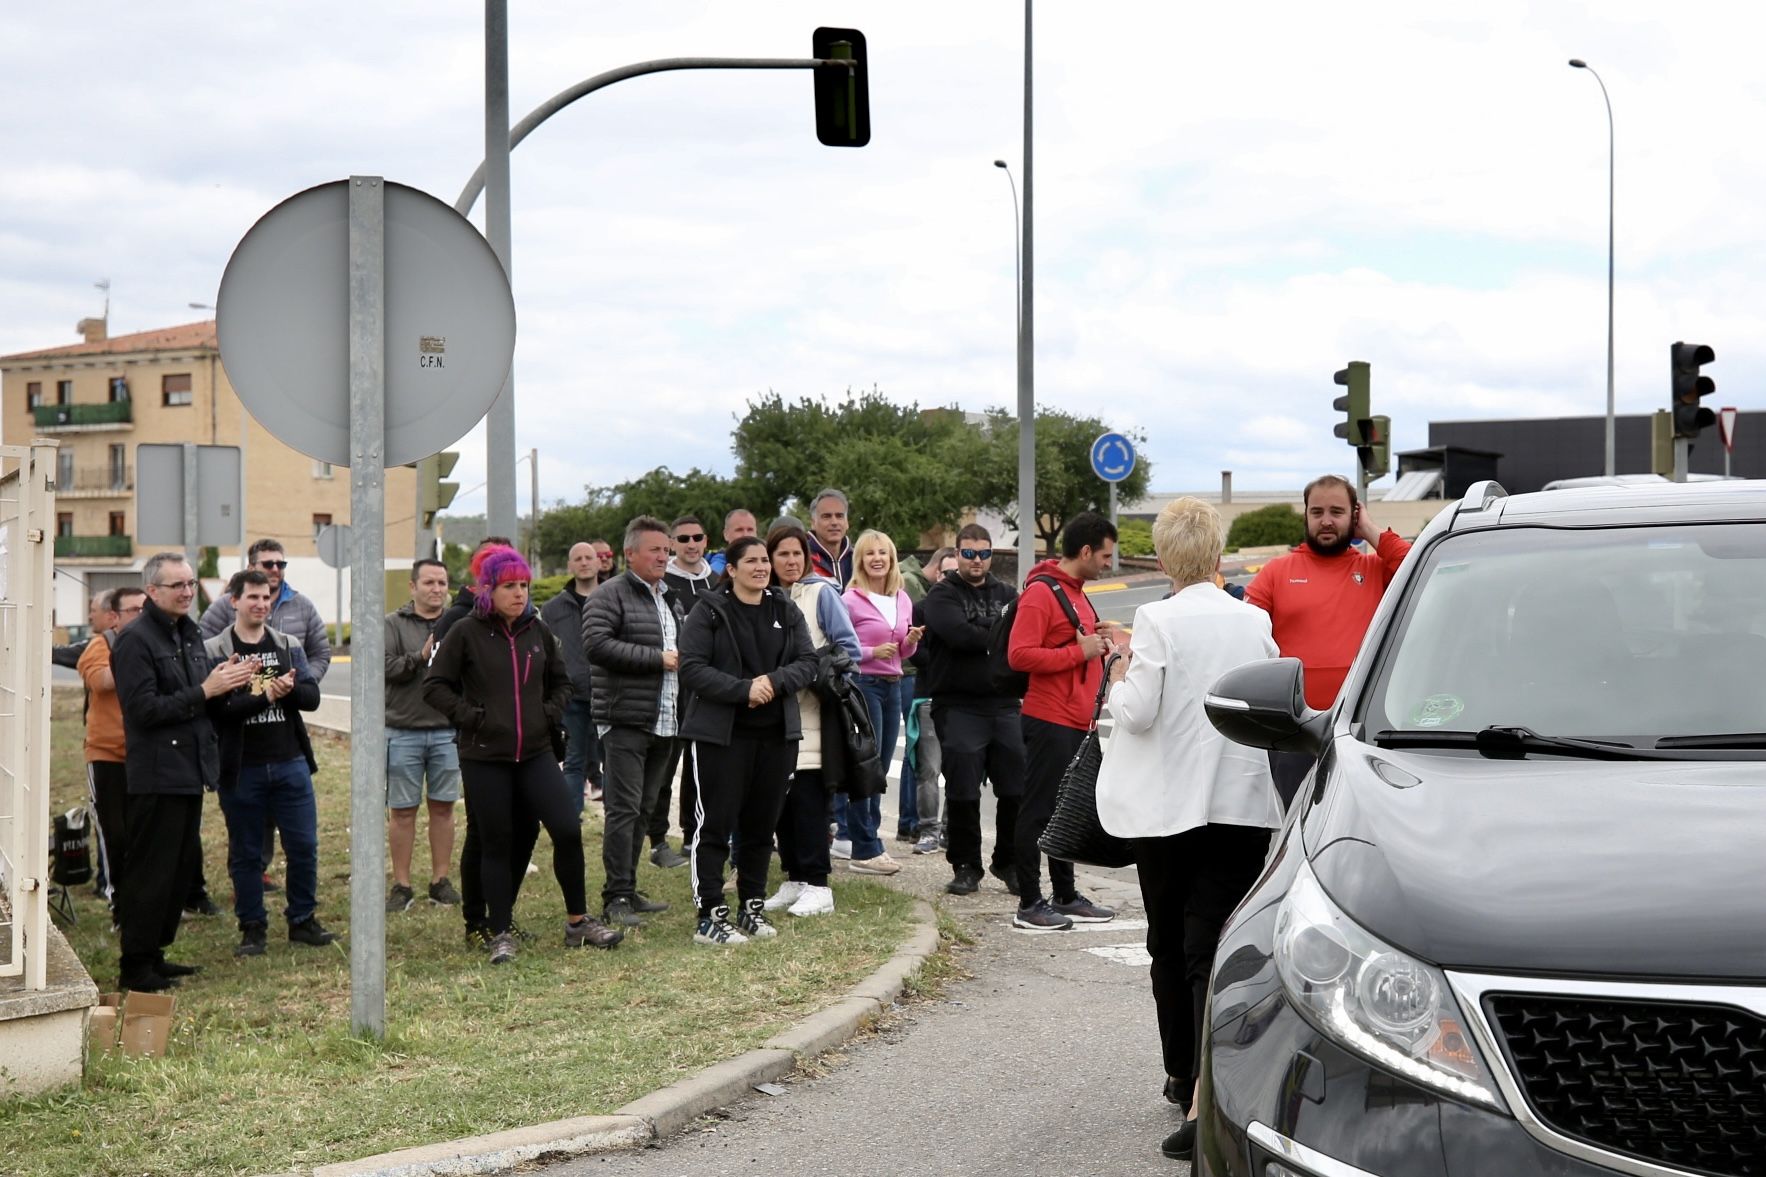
[1090,431,1136,483]
[216,179,516,469]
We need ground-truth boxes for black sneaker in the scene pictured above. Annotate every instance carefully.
[156,958,201,978]
[1160,1119,1196,1160]
[507,918,538,944]
[629,892,670,914]
[1051,892,1116,923]
[289,916,339,947]
[1163,1076,1192,1112]
[1012,899,1074,933]
[735,898,778,939]
[603,897,642,928]
[693,905,748,946]
[236,922,268,958]
[649,842,689,869]
[118,969,178,992]
[183,895,220,917]
[564,915,623,949]
[488,932,517,965]
[988,862,1020,896]
[463,922,492,950]
[427,878,461,906]
[386,883,415,914]
[946,866,983,896]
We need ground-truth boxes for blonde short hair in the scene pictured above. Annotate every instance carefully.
[850,530,902,596]
[1152,497,1224,588]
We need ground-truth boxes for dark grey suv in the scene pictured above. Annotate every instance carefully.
[1198,480,1766,1177]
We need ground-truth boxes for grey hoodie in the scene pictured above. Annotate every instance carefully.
[200,582,332,681]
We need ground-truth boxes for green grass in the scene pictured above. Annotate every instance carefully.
[4,691,917,1177]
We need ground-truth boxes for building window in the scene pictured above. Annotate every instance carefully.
[109,444,128,489]
[108,511,126,537]
[108,375,129,403]
[57,512,74,538]
[56,449,75,489]
[162,373,193,407]
[312,513,333,537]
[56,379,72,405]
[26,381,42,408]
[312,460,334,479]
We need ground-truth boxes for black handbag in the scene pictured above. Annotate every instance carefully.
[818,658,887,799]
[1038,660,1135,869]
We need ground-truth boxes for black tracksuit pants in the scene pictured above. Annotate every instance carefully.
[690,733,796,915]
[86,760,128,906]
[1134,824,1273,1084]
[1015,714,1084,907]
[461,757,581,935]
[648,739,699,849]
[118,793,203,977]
[776,768,831,887]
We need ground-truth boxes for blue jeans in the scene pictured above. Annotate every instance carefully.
[218,758,320,927]
[896,681,919,834]
[849,674,902,860]
[561,696,602,814]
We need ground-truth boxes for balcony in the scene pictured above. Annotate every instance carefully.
[32,402,134,431]
[54,535,133,559]
[56,467,133,499]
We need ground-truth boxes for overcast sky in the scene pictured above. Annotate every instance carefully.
[5,1,1763,514]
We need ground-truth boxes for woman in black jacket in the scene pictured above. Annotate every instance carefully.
[677,536,819,946]
[424,546,622,963]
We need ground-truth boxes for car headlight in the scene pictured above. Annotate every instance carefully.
[1274,862,1506,1112]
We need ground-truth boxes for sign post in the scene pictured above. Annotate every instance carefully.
[217,177,515,1037]
[1719,406,1739,478]
[1089,432,1137,572]
[316,523,352,650]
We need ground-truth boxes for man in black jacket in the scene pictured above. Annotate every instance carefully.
[541,542,604,811]
[649,513,718,868]
[205,569,338,957]
[110,552,256,991]
[584,515,685,928]
[919,524,1025,897]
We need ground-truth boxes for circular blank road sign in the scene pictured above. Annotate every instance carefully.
[216,179,516,470]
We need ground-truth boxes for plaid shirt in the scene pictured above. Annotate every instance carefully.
[649,577,680,738]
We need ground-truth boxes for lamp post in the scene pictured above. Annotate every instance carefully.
[1009,1,1035,583]
[1569,58,1616,477]
[993,160,1020,326]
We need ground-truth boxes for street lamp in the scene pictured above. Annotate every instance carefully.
[993,160,1020,327]
[1569,58,1616,477]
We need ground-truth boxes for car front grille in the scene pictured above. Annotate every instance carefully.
[1486,992,1766,1177]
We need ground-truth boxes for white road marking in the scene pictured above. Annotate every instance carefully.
[1084,943,1153,967]
[1010,917,1148,936]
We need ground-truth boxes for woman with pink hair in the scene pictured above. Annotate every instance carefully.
[424,545,622,962]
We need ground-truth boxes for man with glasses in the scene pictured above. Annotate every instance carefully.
[647,515,716,868]
[77,587,146,913]
[110,554,257,991]
[919,524,1026,897]
[591,538,618,586]
[201,537,333,893]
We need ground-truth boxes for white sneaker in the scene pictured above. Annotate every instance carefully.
[830,839,853,860]
[787,884,835,917]
[764,880,807,911]
[849,853,902,876]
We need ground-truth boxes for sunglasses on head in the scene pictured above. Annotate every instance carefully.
[259,560,288,569]
[959,548,993,561]
[674,532,705,544]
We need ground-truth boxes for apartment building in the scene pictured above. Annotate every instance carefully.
[1,318,417,629]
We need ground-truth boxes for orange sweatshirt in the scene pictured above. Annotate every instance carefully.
[1245,531,1412,710]
[77,632,127,762]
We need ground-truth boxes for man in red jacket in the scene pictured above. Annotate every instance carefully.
[1006,512,1123,931]
[1245,474,1412,803]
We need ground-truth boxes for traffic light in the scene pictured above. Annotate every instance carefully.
[1670,341,1716,439]
[1360,415,1392,478]
[812,27,870,147]
[1333,361,1371,446]
[419,450,459,529]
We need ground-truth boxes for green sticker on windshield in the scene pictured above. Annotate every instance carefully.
[1410,694,1465,728]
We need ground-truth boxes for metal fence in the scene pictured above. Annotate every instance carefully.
[0,441,57,989]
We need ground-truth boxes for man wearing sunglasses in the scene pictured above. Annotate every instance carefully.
[920,524,1026,898]
[649,514,717,867]
[200,537,333,895]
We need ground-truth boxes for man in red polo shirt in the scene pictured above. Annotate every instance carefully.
[1246,474,1411,803]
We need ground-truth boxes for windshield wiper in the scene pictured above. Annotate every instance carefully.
[1654,733,1766,749]
[1373,726,1669,761]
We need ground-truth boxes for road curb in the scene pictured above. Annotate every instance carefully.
[298,898,940,1176]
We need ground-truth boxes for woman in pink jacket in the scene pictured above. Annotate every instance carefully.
[840,530,923,877]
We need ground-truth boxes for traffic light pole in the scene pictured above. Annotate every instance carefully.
[1673,438,1691,484]
[456,52,860,540]
[1016,0,1036,584]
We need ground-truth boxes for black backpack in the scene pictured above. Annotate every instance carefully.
[987,575,1085,697]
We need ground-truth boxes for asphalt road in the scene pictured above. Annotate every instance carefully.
[542,866,1189,1177]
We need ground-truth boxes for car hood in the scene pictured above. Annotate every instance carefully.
[1305,741,1766,980]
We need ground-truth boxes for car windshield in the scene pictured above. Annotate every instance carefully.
[1363,524,1766,747]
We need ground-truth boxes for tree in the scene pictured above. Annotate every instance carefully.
[732,390,981,551]
[972,409,1153,556]
[1226,504,1304,550]
[532,468,760,568]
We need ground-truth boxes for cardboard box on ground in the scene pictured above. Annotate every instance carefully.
[87,991,175,1057]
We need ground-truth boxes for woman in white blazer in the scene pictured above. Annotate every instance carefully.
[1094,496,1282,1161]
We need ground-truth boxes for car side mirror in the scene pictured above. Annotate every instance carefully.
[1204,658,1330,757]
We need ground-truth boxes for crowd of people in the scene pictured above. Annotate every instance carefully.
[70,471,1411,1170]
